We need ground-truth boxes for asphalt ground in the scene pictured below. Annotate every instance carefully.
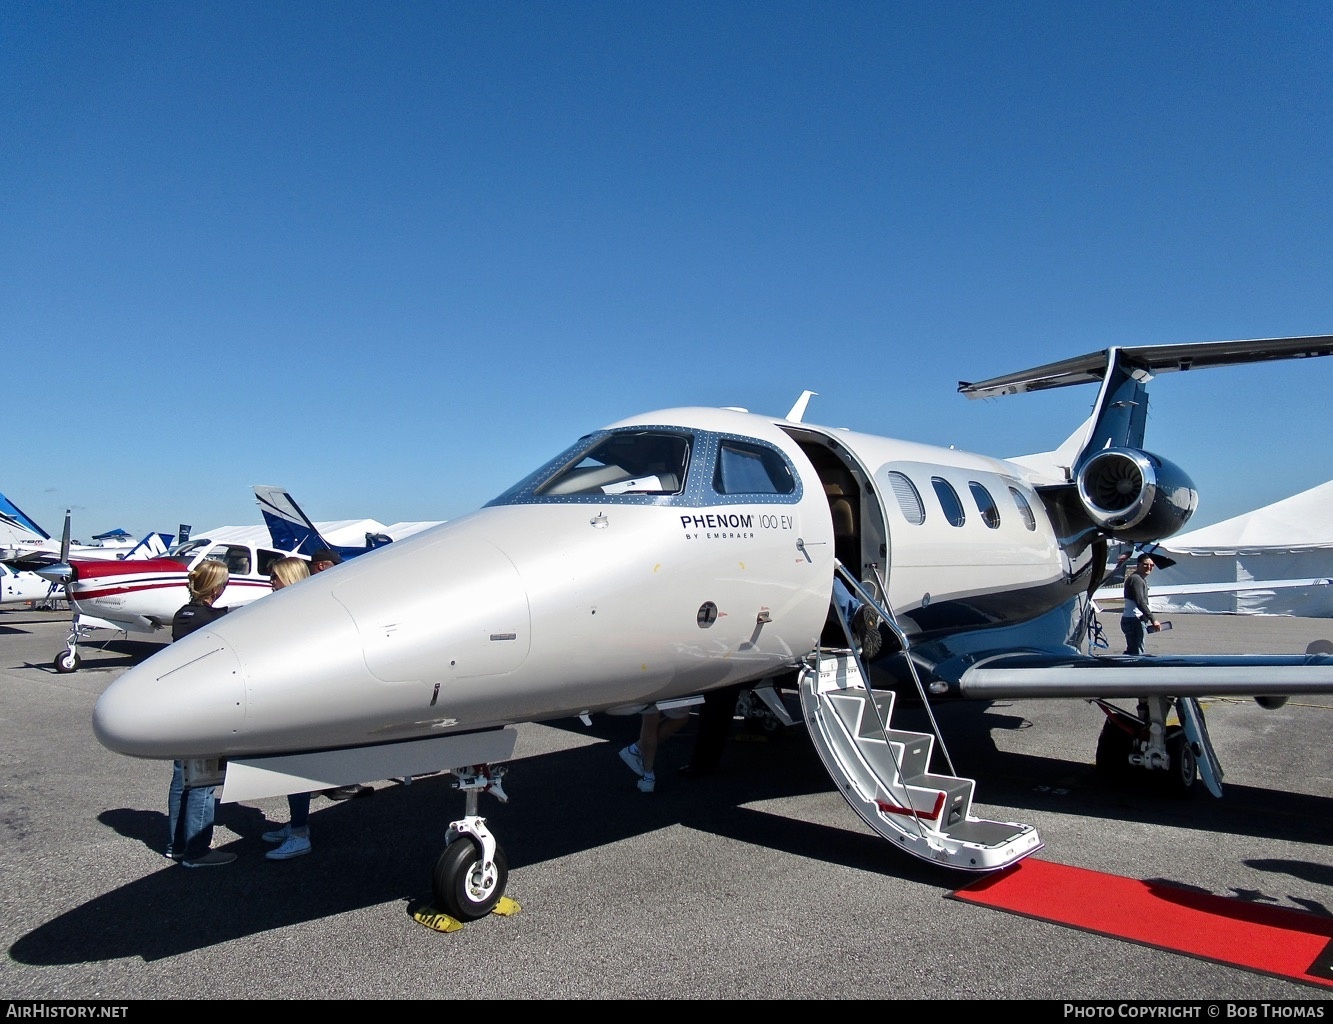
[1,606,1330,1001]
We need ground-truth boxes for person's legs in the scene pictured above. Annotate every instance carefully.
[655,711,690,754]
[638,710,664,774]
[684,684,744,776]
[288,792,311,834]
[166,760,185,858]
[266,790,313,859]
[1121,617,1145,655]
[181,784,216,861]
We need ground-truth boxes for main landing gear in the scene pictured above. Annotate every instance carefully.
[1092,695,1221,797]
[432,765,511,921]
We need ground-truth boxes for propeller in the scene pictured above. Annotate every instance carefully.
[59,509,71,563]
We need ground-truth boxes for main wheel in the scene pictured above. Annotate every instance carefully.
[432,837,508,921]
[53,651,80,674]
[1163,726,1198,797]
[1094,717,1135,781]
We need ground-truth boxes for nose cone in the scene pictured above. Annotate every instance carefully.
[35,562,72,584]
[93,630,247,758]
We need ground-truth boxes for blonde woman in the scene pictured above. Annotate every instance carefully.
[166,559,235,867]
[260,556,315,860]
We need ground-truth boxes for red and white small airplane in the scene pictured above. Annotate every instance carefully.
[38,485,401,672]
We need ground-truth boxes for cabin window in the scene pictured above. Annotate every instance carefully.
[257,550,287,575]
[887,471,925,525]
[535,431,690,497]
[931,477,966,527]
[713,440,796,495]
[969,482,1001,529]
[216,545,252,575]
[1008,486,1037,531]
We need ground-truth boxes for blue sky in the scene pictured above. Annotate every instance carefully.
[4,1,1330,541]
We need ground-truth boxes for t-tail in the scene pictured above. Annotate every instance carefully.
[960,334,1333,559]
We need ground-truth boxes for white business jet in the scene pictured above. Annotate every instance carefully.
[92,334,1333,923]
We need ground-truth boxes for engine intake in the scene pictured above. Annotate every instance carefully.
[1075,448,1197,543]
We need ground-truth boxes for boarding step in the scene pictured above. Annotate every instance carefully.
[798,651,1042,872]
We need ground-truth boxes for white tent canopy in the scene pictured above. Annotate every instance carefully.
[1144,481,1333,617]
[187,519,445,552]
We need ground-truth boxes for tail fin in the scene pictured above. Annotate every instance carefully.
[253,485,394,560]
[253,485,332,557]
[123,532,174,560]
[0,491,51,542]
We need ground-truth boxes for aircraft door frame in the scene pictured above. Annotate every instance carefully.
[782,428,890,600]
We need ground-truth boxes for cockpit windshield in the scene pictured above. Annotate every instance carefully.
[535,431,689,497]
[165,539,211,561]
[486,425,801,509]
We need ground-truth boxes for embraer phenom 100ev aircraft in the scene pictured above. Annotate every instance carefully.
[93,335,1333,923]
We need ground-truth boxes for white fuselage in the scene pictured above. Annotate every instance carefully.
[94,406,1085,762]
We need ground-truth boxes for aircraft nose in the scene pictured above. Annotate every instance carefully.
[93,632,247,758]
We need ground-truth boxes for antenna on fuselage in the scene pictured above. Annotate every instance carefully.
[786,390,818,422]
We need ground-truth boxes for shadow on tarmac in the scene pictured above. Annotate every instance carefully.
[11,694,1330,965]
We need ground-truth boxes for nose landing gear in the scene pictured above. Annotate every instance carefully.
[432,765,512,921]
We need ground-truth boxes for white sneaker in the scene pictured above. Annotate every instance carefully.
[619,745,645,777]
[262,824,292,843]
[266,834,311,860]
[637,773,656,793]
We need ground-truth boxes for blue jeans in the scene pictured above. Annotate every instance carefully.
[167,760,217,861]
[832,577,865,625]
[1121,616,1146,656]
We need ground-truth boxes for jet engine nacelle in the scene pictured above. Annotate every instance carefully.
[1075,448,1198,543]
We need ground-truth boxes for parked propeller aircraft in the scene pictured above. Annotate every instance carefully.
[38,532,296,673]
[92,334,1333,923]
[37,485,401,673]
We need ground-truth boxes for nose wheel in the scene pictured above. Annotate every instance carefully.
[53,650,81,674]
[431,765,511,921]
[433,835,509,920]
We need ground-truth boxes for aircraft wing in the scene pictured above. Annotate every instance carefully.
[1,550,62,570]
[938,649,1333,700]
[957,334,1333,399]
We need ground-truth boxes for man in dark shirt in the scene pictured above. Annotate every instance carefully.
[1120,554,1159,655]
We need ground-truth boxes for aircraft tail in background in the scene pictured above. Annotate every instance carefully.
[0,490,52,545]
[252,485,392,561]
[123,532,176,560]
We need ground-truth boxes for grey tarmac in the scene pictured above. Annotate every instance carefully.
[1,607,1329,1000]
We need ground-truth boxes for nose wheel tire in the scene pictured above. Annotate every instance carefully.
[53,651,80,674]
[433,837,508,921]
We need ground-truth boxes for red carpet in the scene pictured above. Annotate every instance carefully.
[950,858,1333,989]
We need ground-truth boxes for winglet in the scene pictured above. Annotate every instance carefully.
[786,390,818,423]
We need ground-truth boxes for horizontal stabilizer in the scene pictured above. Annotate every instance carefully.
[958,334,1333,400]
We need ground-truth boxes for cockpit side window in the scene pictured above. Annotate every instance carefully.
[713,440,797,495]
[535,431,690,497]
